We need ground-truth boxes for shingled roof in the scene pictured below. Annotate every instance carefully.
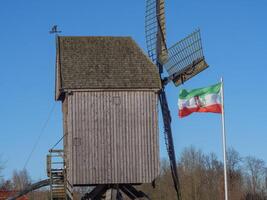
[55,36,161,100]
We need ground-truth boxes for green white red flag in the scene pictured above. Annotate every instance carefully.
[178,82,222,118]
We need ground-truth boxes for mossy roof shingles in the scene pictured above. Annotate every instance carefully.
[57,36,161,90]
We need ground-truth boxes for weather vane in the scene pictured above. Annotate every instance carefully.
[49,25,62,34]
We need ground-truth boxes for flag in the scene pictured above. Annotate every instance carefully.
[178,82,222,118]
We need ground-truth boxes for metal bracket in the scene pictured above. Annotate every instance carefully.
[162,57,208,86]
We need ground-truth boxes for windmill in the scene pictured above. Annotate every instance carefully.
[145,0,209,199]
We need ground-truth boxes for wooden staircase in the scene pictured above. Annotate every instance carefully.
[47,149,73,200]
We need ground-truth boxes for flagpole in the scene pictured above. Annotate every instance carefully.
[221,77,229,200]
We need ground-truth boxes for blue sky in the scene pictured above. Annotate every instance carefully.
[0,0,266,181]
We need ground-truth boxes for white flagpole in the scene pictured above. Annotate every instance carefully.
[221,77,229,200]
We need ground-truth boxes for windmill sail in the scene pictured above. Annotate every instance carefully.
[145,0,167,64]
[146,1,182,199]
[163,29,209,86]
[145,0,210,199]
[156,0,168,63]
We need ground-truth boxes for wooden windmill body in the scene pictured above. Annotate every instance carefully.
[55,36,161,186]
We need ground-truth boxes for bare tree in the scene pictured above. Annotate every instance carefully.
[227,147,243,200]
[178,146,209,200]
[0,156,6,189]
[12,168,31,191]
[137,146,267,200]
[139,158,177,200]
[0,180,13,190]
[204,152,224,200]
[244,156,266,196]
[227,147,242,172]
[0,156,4,178]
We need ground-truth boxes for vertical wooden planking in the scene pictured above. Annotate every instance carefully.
[107,92,112,183]
[73,92,77,184]
[134,92,138,182]
[92,92,96,183]
[146,92,151,182]
[96,92,101,183]
[81,92,86,183]
[111,91,116,183]
[125,91,130,182]
[99,92,103,183]
[68,94,73,184]
[122,92,127,182]
[78,92,83,183]
[150,92,154,182]
[83,92,87,183]
[62,98,69,181]
[77,92,81,183]
[127,92,132,183]
[66,91,160,185]
[89,92,94,183]
[155,92,160,178]
[138,92,143,182]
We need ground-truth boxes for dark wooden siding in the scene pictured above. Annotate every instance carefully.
[63,90,160,185]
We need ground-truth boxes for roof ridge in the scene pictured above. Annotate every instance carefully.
[58,36,132,38]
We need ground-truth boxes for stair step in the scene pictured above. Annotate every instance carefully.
[52,187,65,190]
[52,188,65,191]
[52,195,65,199]
[52,192,65,195]
[52,185,64,188]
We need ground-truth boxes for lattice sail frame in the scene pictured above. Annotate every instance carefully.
[145,0,167,64]
[163,29,209,86]
[145,1,182,198]
[145,0,208,86]
[144,1,209,199]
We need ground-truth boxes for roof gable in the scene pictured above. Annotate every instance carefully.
[56,36,161,100]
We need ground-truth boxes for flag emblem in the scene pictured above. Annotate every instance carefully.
[178,83,222,117]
